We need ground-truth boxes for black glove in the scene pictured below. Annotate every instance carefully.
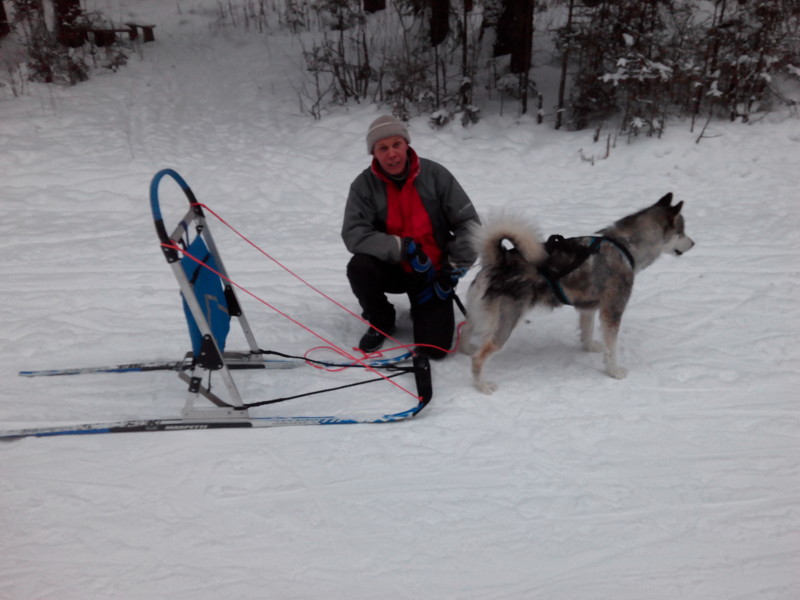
[433,265,468,301]
[402,238,432,275]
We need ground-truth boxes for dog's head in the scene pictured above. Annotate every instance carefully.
[657,193,695,256]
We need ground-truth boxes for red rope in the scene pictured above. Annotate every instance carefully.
[194,203,409,344]
[165,240,420,400]
[195,202,464,356]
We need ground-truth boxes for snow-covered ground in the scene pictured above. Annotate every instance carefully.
[1,1,799,598]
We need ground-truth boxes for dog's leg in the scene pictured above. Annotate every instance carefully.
[459,318,476,355]
[471,302,525,394]
[599,308,627,379]
[578,309,603,352]
[472,340,500,394]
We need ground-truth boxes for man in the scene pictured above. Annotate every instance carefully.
[342,115,481,358]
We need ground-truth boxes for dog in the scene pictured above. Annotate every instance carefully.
[460,193,694,394]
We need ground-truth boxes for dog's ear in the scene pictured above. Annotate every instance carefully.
[656,192,673,208]
[665,200,684,228]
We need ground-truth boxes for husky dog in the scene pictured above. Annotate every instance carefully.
[460,193,694,394]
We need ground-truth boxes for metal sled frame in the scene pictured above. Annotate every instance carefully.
[151,168,270,421]
[150,168,431,426]
[1,169,431,440]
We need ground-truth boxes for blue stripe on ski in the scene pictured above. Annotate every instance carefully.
[0,402,426,439]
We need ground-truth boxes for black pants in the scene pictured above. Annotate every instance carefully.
[346,253,454,359]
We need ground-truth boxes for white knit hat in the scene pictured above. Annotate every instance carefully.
[366,115,410,154]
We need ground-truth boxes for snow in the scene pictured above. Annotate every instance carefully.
[1,1,799,598]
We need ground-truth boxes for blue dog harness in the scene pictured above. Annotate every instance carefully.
[539,235,635,306]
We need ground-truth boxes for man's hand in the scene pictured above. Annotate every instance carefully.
[402,238,432,274]
[416,264,467,304]
[433,265,468,301]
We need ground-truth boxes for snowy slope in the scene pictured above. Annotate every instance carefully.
[1,1,799,598]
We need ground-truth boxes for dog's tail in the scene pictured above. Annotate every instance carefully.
[471,215,547,267]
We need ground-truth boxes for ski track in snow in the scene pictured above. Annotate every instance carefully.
[1,1,799,598]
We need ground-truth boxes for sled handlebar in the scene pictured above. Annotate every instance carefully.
[149,168,204,263]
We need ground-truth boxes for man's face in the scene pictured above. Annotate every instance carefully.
[373,135,409,176]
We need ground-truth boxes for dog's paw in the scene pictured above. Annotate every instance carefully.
[606,366,628,379]
[475,380,497,395]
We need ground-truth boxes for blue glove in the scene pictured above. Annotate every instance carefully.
[416,265,467,304]
[433,265,468,301]
[402,238,432,274]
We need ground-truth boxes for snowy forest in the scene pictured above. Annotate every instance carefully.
[2,0,799,135]
[2,0,799,598]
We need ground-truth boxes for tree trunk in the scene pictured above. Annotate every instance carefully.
[53,0,85,47]
[0,1,10,38]
[430,0,449,47]
[555,0,575,129]
[363,0,385,14]
[493,0,534,74]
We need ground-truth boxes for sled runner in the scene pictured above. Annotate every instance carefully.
[3,169,432,439]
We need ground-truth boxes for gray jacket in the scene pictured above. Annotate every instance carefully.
[341,156,480,268]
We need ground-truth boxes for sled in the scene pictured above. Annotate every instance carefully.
[3,169,431,439]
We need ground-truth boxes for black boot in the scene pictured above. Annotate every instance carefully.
[358,324,396,353]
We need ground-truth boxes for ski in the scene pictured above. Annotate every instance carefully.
[18,351,413,377]
[5,353,432,440]
[19,359,209,377]
[0,401,428,440]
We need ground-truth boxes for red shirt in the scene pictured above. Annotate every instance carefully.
[372,149,442,271]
